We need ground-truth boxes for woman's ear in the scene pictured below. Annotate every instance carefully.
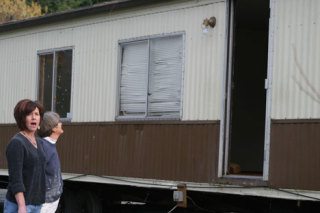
[52,126,58,133]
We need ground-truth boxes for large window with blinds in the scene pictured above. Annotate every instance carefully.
[38,48,73,119]
[118,34,184,119]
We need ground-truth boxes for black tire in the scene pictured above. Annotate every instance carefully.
[59,188,102,213]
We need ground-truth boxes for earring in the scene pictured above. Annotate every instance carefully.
[38,126,40,130]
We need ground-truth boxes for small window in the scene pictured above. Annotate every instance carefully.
[118,34,183,119]
[38,49,72,119]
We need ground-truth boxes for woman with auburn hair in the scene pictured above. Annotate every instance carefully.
[4,99,46,213]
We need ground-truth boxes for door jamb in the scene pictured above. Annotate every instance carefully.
[218,0,274,181]
[218,0,234,178]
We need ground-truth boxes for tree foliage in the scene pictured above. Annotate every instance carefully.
[36,0,109,14]
[0,0,43,23]
[0,0,110,24]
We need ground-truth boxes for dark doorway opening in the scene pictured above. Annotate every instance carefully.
[227,0,269,176]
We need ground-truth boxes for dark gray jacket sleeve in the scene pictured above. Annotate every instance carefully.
[6,138,26,195]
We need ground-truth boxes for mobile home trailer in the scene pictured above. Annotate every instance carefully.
[0,0,320,212]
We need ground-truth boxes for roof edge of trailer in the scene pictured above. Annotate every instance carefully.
[0,0,169,33]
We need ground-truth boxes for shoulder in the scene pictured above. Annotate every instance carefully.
[6,133,26,154]
[7,133,26,148]
[39,137,54,153]
[38,137,45,144]
[39,137,50,147]
[37,137,47,149]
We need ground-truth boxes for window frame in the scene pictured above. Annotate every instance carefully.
[116,32,185,121]
[37,46,74,121]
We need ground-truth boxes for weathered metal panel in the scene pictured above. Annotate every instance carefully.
[0,34,39,123]
[0,0,226,123]
[2,120,320,190]
[271,0,320,119]
[0,122,219,183]
[269,120,320,190]
[58,122,220,183]
[0,125,18,169]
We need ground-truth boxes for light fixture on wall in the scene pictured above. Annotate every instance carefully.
[202,16,216,33]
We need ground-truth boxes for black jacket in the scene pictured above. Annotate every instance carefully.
[6,133,46,205]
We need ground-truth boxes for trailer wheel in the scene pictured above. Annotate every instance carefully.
[59,188,102,213]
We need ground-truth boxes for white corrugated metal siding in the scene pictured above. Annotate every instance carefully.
[0,0,226,123]
[0,34,39,123]
[271,0,320,119]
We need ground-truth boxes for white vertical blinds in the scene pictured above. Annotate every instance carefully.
[120,41,148,116]
[148,36,182,116]
[119,35,183,118]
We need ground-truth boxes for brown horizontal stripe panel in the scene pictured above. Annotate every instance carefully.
[269,121,320,190]
[57,122,220,183]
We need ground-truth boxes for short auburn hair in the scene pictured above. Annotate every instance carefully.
[13,99,44,131]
